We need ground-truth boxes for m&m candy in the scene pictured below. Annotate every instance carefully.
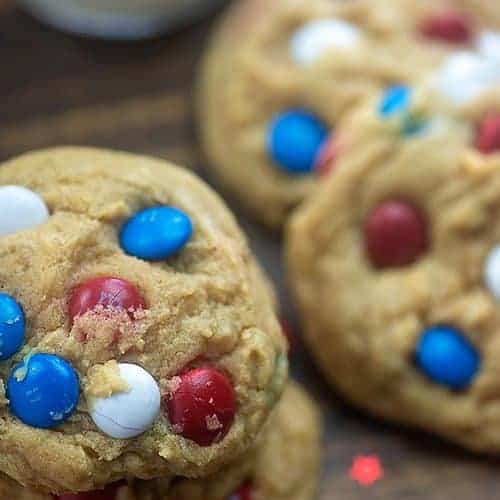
[290,18,361,66]
[0,292,25,361]
[57,482,124,500]
[364,200,428,268]
[476,113,500,154]
[165,366,236,446]
[7,353,80,429]
[89,363,161,439]
[419,11,473,44]
[0,185,49,237]
[416,325,479,389]
[120,206,193,261]
[69,277,146,325]
[228,482,255,500]
[379,85,412,118]
[268,110,328,175]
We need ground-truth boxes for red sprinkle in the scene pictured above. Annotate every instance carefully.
[69,277,146,326]
[364,200,428,268]
[314,133,343,177]
[419,11,473,44]
[476,113,500,154]
[349,455,384,486]
[165,367,236,446]
[227,481,255,500]
[57,482,123,500]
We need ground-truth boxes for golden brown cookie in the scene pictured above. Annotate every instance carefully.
[0,148,287,493]
[197,0,498,229]
[286,84,500,452]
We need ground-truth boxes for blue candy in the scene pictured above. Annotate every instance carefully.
[268,110,328,174]
[0,292,25,361]
[379,85,412,117]
[120,206,193,261]
[7,353,80,429]
[416,325,480,390]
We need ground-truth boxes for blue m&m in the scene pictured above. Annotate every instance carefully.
[120,206,193,261]
[379,85,412,117]
[0,292,25,361]
[7,353,80,429]
[268,110,328,174]
[415,325,480,390]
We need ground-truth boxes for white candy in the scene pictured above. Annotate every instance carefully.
[0,186,49,236]
[290,19,361,66]
[484,246,500,300]
[90,363,161,439]
[477,31,500,62]
[434,51,500,104]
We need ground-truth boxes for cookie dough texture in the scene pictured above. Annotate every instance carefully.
[197,0,478,229]
[287,88,500,452]
[1,382,321,500]
[0,147,287,493]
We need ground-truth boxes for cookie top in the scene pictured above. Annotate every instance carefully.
[286,84,500,451]
[197,0,498,229]
[0,148,287,493]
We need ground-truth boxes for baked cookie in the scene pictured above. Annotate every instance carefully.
[2,382,321,500]
[286,78,500,452]
[197,0,499,229]
[0,148,287,493]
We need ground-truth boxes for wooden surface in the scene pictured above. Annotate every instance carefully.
[2,2,500,498]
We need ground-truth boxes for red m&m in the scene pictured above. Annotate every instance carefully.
[476,113,500,154]
[57,482,123,500]
[69,277,146,326]
[228,481,255,500]
[164,366,236,446]
[420,11,472,44]
[364,200,428,268]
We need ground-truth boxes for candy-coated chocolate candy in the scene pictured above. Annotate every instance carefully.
[268,110,328,174]
[477,31,500,61]
[57,482,123,500]
[420,11,472,43]
[89,363,160,439]
[476,113,500,154]
[165,366,236,446]
[314,133,342,177]
[364,200,428,268]
[0,292,25,361]
[416,325,479,389]
[228,481,255,500]
[483,245,500,299]
[69,277,146,325]
[435,51,500,104]
[0,185,49,237]
[290,18,361,66]
[379,85,411,117]
[120,206,192,261]
[7,353,79,429]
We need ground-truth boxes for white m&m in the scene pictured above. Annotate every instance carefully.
[89,363,161,439]
[290,19,361,66]
[477,31,500,62]
[0,185,49,237]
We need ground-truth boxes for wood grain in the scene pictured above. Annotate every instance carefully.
[1,1,500,498]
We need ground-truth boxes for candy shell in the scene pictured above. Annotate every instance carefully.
[0,292,25,361]
[0,185,49,237]
[89,363,160,439]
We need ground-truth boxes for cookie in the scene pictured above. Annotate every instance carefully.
[286,81,500,451]
[1,382,321,500]
[197,0,499,229]
[0,148,287,493]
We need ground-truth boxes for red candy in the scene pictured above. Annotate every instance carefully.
[57,482,123,500]
[227,481,255,500]
[314,133,343,177]
[476,114,500,154]
[420,11,472,44]
[69,277,146,325]
[165,366,236,446]
[364,200,428,268]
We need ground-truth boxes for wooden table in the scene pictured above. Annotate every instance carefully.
[2,2,500,498]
